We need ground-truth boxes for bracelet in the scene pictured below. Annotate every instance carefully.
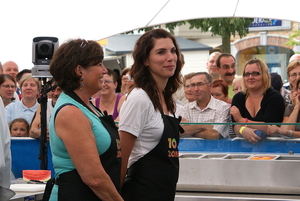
[289,130,293,138]
[239,126,246,134]
[242,118,248,127]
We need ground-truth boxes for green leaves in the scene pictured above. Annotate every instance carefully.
[122,17,254,52]
[286,30,300,53]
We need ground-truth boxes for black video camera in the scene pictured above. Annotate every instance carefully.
[32,37,59,78]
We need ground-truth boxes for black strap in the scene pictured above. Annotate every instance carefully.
[54,103,73,120]
[178,116,185,134]
[161,112,185,134]
[42,177,55,201]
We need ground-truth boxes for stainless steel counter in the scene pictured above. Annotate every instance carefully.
[177,153,300,195]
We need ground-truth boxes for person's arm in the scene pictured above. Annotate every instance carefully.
[287,130,300,138]
[281,96,300,131]
[55,106,123,201]
[119,130,136,186]
[180,117,212,137]
[120,76,128,95]
[117,96,126,113]
[115,96,126,122]
[192,128,220,139]
[178,105,214,138]
[29,105,41,138]
[231,95,263,143]
[268,96,300,137]
[230,105,268,132]
[282,116,289,123]
[231,109,264,143]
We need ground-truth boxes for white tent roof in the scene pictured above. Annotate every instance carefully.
[1,0,299,69]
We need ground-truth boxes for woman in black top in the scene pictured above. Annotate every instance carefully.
[230,58,285,143]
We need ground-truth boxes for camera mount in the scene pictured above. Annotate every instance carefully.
[31,36,58,170]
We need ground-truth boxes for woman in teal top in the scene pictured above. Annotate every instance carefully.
[47,39,123,201]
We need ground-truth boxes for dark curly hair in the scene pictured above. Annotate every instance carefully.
[49,39,104,92]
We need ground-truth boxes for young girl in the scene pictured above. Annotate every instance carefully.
[9,118,29,137]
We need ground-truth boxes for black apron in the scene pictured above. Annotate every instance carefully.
[54,91,121,201]
[121,113,182,201]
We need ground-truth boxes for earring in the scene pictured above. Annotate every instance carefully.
[80,77,84,91]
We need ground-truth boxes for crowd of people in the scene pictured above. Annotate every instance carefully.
[1,28,300,200]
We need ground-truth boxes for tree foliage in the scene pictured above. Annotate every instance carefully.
[286,30,300,53]
[124,18,254,53]
[186,18,253,38]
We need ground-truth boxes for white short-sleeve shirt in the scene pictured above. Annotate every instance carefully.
[119,88,164,167]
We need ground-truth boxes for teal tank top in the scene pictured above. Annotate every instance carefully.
[49,92,111,178]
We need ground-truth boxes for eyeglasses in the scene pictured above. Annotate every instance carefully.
[1,84,16,89]
[184,85,191,89]
[243,71,262,77]
[290,72,300,78]
[190,82,209,88]
[103,80,114,84]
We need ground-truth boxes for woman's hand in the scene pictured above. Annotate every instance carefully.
[121,75,128,87]
[267,125,280,136]
[294,93,300,108]
[230,106,242,122]
[240,127,261,144]
[290,91,298,104]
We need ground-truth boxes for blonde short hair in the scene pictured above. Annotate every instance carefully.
[19,74,41,89]
[242,58,270,94]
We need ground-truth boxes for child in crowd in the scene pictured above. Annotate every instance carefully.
[9,118,30,137]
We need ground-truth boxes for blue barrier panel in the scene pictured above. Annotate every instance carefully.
[11,138,54,178]
[11,137,300,179]
[179,138,300,154]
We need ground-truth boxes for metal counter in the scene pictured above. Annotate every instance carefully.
[176,138,300,199]
[177,153,300,194]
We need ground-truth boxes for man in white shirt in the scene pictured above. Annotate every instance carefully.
[180,72,231,139]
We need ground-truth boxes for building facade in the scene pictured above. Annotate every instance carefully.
[173,20,300,82]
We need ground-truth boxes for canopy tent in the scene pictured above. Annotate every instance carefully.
[2,0,300,41]
[0,0,299,69]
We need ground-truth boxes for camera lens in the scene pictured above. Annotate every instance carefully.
[40,44,50,53]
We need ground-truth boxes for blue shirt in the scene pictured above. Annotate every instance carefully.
[5,100,38,125]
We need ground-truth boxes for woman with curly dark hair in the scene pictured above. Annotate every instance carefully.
[119,28,183,201]
[48,39,123,201]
